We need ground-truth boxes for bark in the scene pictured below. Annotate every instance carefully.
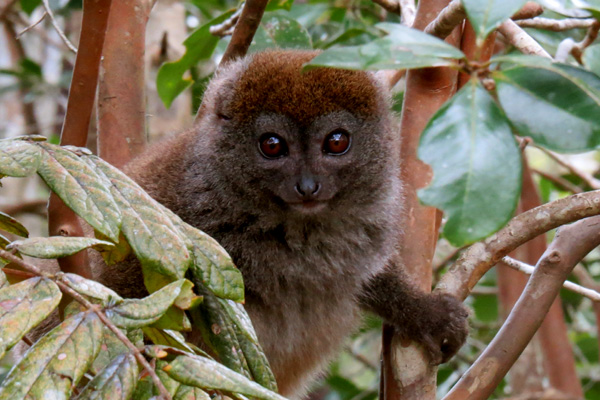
[48,0,113,280]
[382,1,461,399]
[443,216,600,400]
[97,0,153,168]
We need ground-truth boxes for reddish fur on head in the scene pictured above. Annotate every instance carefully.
[217,50,380,126]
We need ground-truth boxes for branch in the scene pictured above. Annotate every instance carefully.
[209,7,242,37]
[372,0,400,15]
[444,216,600,400]
[556,20,600,62]
[49,0,113,280]
[194,0,268,123]
[41,0,77,53]
[96,0,151,169]
[497,19,552,58]
[435,190,600,300]
[503,256,600,301]
[534,144,600,190]
[424,0,464,39]
[400,0,416,26]
[531,167,583,194]
[220,0,268,64]
[516,17,597,31]
[511,2,544,21]
[0,0,17,19]
[16,11,48,38]
[0,249,172,400]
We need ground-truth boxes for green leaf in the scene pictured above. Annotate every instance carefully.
[250,14,312,53]
[166,354,286,400]
[7,236,114,259]
[157,10,234,109]
[0,277,62,359]
[0,312,103,398]
[167,210,244,302]
[0,210,28,237]
[174,385,211,400]
[266,0,294,11]
[106,279,192,328]
[492,61,600,153]
[234,326,278,392]
[218,299,259,344]
[190,289,250,376]
[463,0,528,40]
[37,143,121,241]
[142,328,205,356]
[583,44,600,77]
[62,273,123,306]
[86,156,192,293]
[572,0,600,18]
[75,353,139,400]
[20,0,42,14]
[89,325,129,375]
[0,139,41,177]
[305,23,464,71]
[418,81,521,246]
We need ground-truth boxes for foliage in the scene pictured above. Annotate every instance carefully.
[0,137,277,399]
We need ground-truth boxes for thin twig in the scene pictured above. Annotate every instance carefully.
[41,0,77,53]
[209,6,242,37]
[436,189,600,300]
[497,19,552,58]
[556,20,600,62]
[516,17,597,31]
[534,144,600,190]
[444,216,600,399]
[399,0,415,26]
[0,249,172,400]
[530,167,583,194]
[16,10,47,38]
[423,0,465,39]
[503,256,600,302]
[511,2,544,21]
[372,0,400,15]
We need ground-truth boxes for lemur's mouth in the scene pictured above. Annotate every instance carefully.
[288,200,327,213]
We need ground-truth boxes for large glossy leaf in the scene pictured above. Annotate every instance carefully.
[143,328,204,355]
[37,143,121,241]
[305,23,464,71]
[7,236,114,259]
[234,325,277,392]
[418,81,521,246]
[0,139,41,177]
[157,10,234,109]
[250,14,312,53]
[0,277,61,359]
[165,208,244,302]
[75,353,138,400]
[86,156,192,293]
[0,211,28,237]
[573,0,600,17]
[492,60,600,153]
[0,312,103,398]
[463,0,528,39]
[583,44,600,77]
[106,279,193,328]
[166,355,286,400]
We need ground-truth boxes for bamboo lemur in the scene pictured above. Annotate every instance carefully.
[98,50,468,397]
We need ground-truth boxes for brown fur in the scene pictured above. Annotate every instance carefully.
[97,50,468,397]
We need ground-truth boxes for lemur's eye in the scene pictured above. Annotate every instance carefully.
[259,134,288,159]
[323,129,350,155]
